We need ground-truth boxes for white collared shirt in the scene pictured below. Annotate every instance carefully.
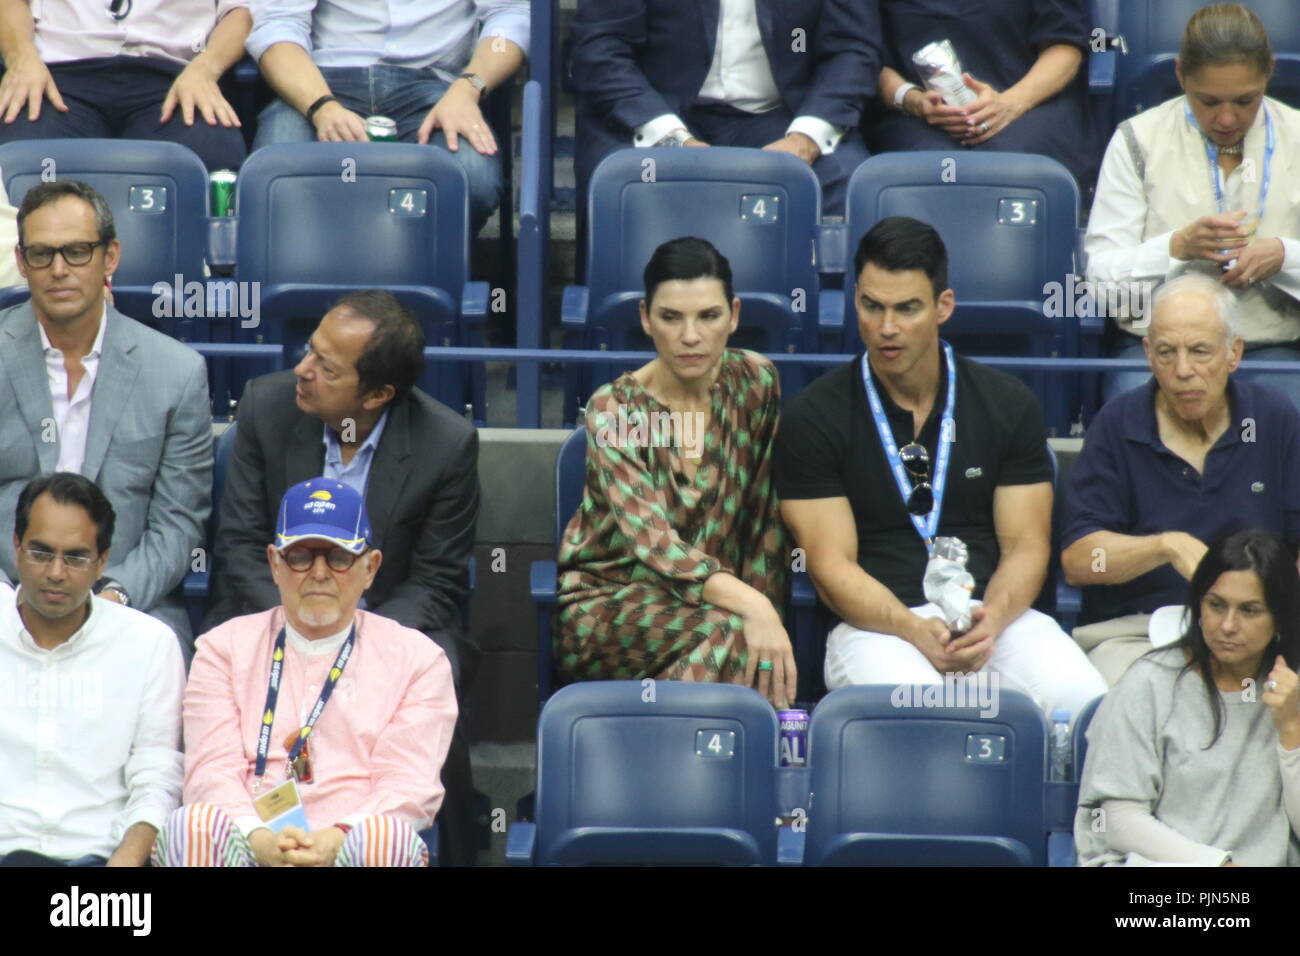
[632,0,843,155]
[31,0,249,67]
[41,305,107,475]
[0,589,184,860]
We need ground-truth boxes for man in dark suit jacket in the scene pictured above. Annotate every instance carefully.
[204,289,482,865]
[572,0,881,216]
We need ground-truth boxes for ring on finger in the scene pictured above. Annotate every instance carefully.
[1268,679,1278,691]
[758,659,774,671]
[980,121,990,133]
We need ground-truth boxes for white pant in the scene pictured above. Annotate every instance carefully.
[825,603,1108,723]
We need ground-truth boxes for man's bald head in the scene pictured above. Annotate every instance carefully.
[1147,273,1240,347]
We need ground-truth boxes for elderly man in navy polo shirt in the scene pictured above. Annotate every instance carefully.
[1062,273,1300,685]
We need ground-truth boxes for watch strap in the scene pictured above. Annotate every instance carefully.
[305,94,338,123]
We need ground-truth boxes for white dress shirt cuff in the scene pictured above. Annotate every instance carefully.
[1269,237,1300,301]
[787,116,843,156]
[634,114,690,147]
[118,797,175,839]
[236,814,268,840]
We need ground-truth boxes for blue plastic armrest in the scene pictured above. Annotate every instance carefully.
[560,285,590,333]
[461,281,490,325]
[206,217,237,269]
[530,559,558,603]
[790,569,816,608]
[817,289,845,344]
[419,824,440,867]
[777,827,805,866]
[183,567,208,599]
[1089,49,1116,93]
[814,223,848,276]
[1048,831,1077,867]
[505,822,536,866]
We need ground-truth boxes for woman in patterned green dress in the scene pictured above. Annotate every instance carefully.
[555,237,794,707]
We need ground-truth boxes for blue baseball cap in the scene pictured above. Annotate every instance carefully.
[275,479,371,554]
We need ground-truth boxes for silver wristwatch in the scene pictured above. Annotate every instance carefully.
[653,127,692,148]
[458,72,487,97]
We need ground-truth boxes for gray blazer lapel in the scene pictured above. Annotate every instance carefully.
[81,308,141,480]
[365,399,412,547]
[0,302,57,472]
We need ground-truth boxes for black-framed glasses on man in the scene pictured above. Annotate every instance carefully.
[899,442,934,517]
[19,240,109,269]
[279,545,365,573]
[20,547,96,570]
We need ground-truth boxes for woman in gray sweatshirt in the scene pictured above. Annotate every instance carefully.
[1075,528,1300,866]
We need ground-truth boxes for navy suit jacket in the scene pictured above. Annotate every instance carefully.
[572,0,881,136]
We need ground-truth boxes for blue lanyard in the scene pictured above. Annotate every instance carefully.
[1184,99,1275,222]
[860,341,957,546]
[254,623,356,781]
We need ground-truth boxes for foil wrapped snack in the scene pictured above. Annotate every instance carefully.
[912,39,977,107]
[923,536,975,634]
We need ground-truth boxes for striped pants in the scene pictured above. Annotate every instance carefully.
[152,803,429,867]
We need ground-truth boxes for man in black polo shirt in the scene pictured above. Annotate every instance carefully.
[775,216,1105,717]
[1062,273,1300,685]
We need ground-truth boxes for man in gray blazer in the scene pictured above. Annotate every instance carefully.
[0,180,211,657]
[204,289,481,866]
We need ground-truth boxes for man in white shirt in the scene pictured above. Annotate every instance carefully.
[0,472,183,867]
[0,0,251,171]
[571,0,880,217]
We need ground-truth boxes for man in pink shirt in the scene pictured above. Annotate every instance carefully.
[153,477,457,867]
[0,0,251,171]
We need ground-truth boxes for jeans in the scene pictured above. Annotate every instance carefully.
[253,66,502,236]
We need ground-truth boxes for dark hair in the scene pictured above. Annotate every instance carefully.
[1180,3,1273,79]
[1175,529,1300,747]
[332,290,426,403]
[643,236,734,306]
[853,216,948,300]
[14,472,116,555]
[17,180,116,246]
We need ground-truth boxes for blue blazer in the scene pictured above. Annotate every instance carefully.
[572,0,882,134]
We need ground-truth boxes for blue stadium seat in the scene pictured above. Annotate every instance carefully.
[561,146,823,423]
[0,139,237,405]
[529,427,819,709]
[506,681,782,865]
[797,685,1050,866]
[529,427,588,708]
[185,421,238,636]
[231,142,488,423]
[0,139,210,333]
[1113,1,1300,120]
[833,151,1088,436]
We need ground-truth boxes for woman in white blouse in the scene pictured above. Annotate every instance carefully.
[1075,529,1300,866]
[1086,3,1300,403]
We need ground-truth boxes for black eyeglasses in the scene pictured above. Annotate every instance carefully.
[280,545,364,573]
[899,442,933,517]
[20,240,109,269]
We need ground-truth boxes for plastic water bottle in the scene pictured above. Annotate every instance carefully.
[1050,710,1072,781]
